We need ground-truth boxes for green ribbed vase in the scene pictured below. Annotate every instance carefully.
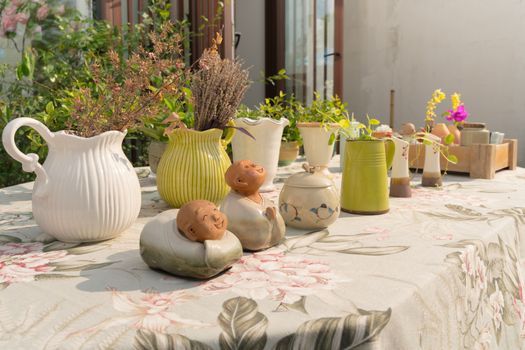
[157,128,231,208]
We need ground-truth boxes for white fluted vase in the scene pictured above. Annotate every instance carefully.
[298,122,340,176]
[2,118,141,242]
[232,117,289,192]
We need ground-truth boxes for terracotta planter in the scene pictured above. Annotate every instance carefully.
[431,123,450,143]
[278,141,300,166]
[148,141,167,174]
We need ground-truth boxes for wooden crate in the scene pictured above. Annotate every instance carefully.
[409,139,518,179]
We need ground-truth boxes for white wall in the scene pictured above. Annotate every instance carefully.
[344,0,525,165]
[234,0,266,107]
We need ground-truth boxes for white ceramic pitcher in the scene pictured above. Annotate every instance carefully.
[389,136,411,197]
[2,118,141,242]
[232,117,289,192]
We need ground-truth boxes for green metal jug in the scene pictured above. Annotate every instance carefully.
[341,139,395,214]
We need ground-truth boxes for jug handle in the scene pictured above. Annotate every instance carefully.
[2,118,54,198]
[384,138,395,170]
[221,126,235,148]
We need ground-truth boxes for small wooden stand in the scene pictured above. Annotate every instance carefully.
[409,139,518,179]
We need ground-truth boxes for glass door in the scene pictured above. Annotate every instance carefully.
[283,0,341,104]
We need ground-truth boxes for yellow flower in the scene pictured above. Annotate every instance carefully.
[432,89,446,104]
[451,93,461,110]
[425,89,446,122]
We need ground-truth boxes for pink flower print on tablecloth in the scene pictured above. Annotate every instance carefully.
[489,282,504,331]
[202,250,338,304]
[68,289,210,339]
[514,261,525,338]
[0,242,68,286]
[411,186,485,207]
[362,226,391,241]
[110,289,209,332]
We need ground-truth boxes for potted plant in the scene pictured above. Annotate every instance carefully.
[140,87,193,173]
[337,116,395,214]
[156,33,251,208]
[1,23,185,242]
[297,93,347,175]
[258,92,302,167]
[445,93,469,145]
[231,92,300,191]
[402,89,458,187]
[338,113,361,169]
[231,101,288,192]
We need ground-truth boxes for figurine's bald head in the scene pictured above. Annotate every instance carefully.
[176,200,227,242]
[225,160,266,196]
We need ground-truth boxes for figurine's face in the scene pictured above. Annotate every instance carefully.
[177,200,227,242]
[225,160,266,194]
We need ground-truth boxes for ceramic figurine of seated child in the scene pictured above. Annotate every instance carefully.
[220,160,286,251]
[140,200,242,279]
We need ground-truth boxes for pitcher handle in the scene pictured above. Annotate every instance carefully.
[2,117,54,197]
[384,138,395,170]
[221,126,235,148]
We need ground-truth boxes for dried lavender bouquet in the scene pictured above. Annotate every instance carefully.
[191,34,251,131]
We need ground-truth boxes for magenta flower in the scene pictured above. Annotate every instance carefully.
[447,105,469,123]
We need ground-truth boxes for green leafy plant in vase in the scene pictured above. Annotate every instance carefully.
[1,23,186,242]
[297,93,348,175]
[335,115,395,214]
[140,85,193,173]
[257,91,302,166]
[231,91,294,191]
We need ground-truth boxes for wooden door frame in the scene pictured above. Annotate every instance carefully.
[265,0,343,99]
[265,0,286,98]
[96,0,233,64]
[189,0,234,64]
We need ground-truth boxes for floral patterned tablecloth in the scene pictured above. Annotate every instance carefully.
[1,156,525,349]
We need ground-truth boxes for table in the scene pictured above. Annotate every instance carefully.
[1,157,525,349]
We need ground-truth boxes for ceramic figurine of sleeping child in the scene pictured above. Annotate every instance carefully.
[220,160,286,251]
[140,200,242,279]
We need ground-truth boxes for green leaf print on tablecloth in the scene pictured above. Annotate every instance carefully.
[135,330,213,350]
[218,297,268,350]
[274,308,392,349]
[283,230,409,256]
[129,298,393,350]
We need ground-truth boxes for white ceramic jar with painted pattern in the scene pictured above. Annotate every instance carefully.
[279,165,340,230]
